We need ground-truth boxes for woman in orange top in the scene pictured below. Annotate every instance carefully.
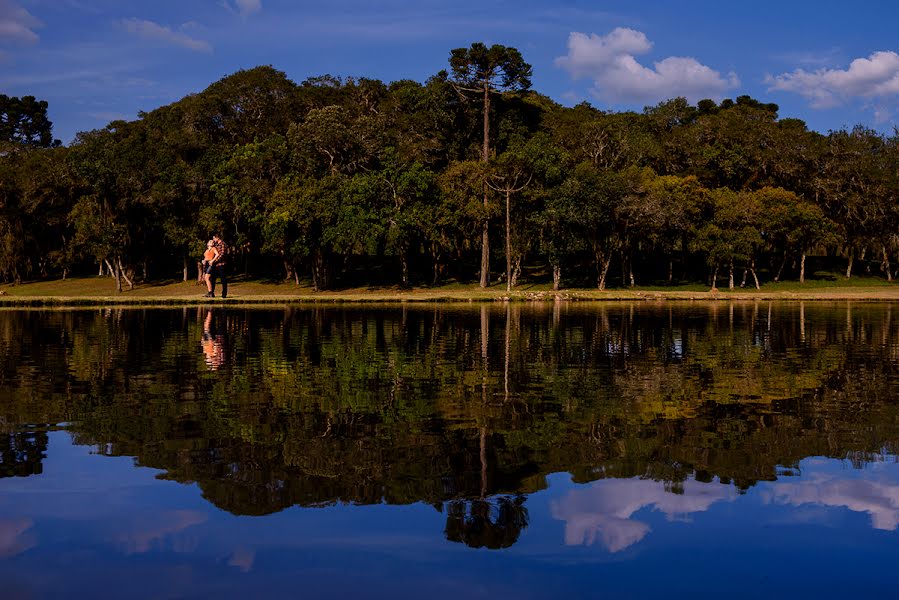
[201,240,219,294]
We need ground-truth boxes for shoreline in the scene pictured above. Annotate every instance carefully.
[2,283,899,307]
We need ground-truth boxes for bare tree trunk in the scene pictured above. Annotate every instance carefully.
[710,264,719,291]
[882,245,892,281]
[432,259,442,285]
[740,268,748,288]
[183,257,189,282]
[117,257,134,290]
[845,249,854,279]
[775,250,787,282]
[597,251,611,291]
[104,258,121,292]
[480,220,490,288]
[99,262,105,277]
[728,260,734,289]
[750,259,760,290]
[668,260,674,284]
[294,266,300,286]
[800,252,807,283]
[431,247,444,286]
[282,256,293,282]
[312,249,323,291]
[401,250,409,287]
[505,190,511,292]
[479,83,491,289]
[628,252,635,288]
[552,264,561,291]
[510,255,521,288]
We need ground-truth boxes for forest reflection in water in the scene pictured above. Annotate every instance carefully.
[1,301,899,557]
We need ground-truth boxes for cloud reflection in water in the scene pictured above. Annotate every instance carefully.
[551,478,737,552]
[766,469,899,531]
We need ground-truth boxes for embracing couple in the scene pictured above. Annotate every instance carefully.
[202,233,229,299]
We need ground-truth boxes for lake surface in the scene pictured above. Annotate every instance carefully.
[1,302,898,599]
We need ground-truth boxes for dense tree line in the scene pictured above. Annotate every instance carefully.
[2,44,898,290]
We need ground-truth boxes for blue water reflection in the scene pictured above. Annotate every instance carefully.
[1,432,898,598]
[2,303,899,598]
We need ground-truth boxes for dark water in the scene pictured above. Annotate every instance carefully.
[1,302,898,599]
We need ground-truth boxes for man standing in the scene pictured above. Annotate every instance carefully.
[205,233,229,298]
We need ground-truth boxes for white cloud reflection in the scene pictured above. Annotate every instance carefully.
[0,518,36,558]
[766,474,899,531]
[551,477,737,552]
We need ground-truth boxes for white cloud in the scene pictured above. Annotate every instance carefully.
[556,28,739,104]
[0,0,42,45]
[120,18,212,54]
[767,51,899,109]
[224,0,262,18]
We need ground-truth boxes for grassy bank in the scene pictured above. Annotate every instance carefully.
[0,274,897,306]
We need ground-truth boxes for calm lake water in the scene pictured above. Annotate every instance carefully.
[1,302,898,599]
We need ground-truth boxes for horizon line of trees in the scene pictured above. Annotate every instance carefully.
[1,43,898,291]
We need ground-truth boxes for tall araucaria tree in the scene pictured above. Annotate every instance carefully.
[448,43,532,287]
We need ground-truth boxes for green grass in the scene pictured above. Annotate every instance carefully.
[0,273,897,306]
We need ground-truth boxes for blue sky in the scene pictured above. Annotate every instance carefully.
[2,0,898,144]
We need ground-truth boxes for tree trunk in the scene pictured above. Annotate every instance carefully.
[480,219,490,288]
[728,260,734,289]
[800,252,806,283]
[504,190,512,292]
[183,257,189,282]
[710,264,719,291]
[668,260,674,284]
[479,83,491,289]
[597,252,611,291]
[882,245,892,281]
[845,249,854,279]
[105,258,121,292]
[401,249,409,287]
[774,250,787,282]
[510,256,521,288]
[740,268,748,288]
[628,253,635,288]
[117,257,134,290]
[433,260,442,285]
[282,255,293,282]
[750,259,760,290]
[99,262,105,277]
[552,264,561,291]
[312,249,326,291]
[431,247,444,286]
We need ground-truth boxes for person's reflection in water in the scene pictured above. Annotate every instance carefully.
[444,495,529,549]
[201,309,227,370]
